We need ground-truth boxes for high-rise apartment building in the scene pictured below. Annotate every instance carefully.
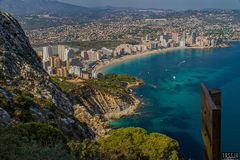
[43,46,53,61]
[58,45,66,60]
[54,57,61,69]
[172,32,179,43]
[191,31,197,44]
[37,51,43,59]
[64,48,75,61]
[50,56,55,67]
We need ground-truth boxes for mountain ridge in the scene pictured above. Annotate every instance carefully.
[0,0,90,16]
[0,12,183,160]
[0,11,93,140]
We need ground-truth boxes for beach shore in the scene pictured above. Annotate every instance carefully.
[95,46,212,73]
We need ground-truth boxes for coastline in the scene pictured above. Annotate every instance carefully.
[95,46,217,73]
[104,81,144,120]
[95,44,231,121]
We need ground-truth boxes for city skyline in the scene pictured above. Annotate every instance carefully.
[58,0,240,10]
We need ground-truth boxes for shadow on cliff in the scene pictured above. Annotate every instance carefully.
[163,131,203,160]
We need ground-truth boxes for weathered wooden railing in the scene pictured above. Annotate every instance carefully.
[201,83,221,160]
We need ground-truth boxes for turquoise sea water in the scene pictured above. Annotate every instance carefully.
[101,42,240,160]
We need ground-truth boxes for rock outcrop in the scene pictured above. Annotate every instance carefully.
[69,82,143,138]
[0,12,93,140]
[0,11,143,140]
[0,12,72,111]
[70,85,141,118]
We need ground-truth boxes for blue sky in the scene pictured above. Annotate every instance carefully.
[58,0,240,10]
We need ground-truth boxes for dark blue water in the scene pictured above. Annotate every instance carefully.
[101,42,240,159]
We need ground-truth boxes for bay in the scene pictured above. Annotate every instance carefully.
[101,42,240,159]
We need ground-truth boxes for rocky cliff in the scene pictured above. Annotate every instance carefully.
[51,75,144,138]
[0,12,93,140]
[0,12,183,159]
[0,12,144,140]
[71,84,141,138]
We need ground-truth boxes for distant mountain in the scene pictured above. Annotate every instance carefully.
[0,0,90,16]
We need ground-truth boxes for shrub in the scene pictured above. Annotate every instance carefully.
[12,96,32,110]
[12,122,67,146]
[13,88,22,95]
[0,124,72,160]
[85,73,138,96]
[78,127,183,160]
[0,94,15,114]
[22,90,34,98]
[35,98,58,112]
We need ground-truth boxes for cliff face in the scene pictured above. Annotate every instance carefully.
[0,12,72,111]
[0,12,143,140]
[0,13,183,160]
[0,12,93,140]
[70,85,139,117]
[70,83,142,138]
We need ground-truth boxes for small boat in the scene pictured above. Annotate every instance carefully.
[150,84,158,88]
[173,76,176,80]
[178,60,186,66]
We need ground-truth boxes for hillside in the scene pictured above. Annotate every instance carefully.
[0,11,92,140]
[0,12,183,159]
[0,0,89,16]
[52,74,145,137]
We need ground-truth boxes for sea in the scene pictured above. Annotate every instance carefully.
[101,42,240,160]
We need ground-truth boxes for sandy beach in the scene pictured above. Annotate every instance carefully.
[95,46,208,73]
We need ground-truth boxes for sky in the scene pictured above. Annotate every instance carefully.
[58,0,240,10]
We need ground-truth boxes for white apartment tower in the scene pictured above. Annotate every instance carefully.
[43,46,53,61]
[64,48,75,61]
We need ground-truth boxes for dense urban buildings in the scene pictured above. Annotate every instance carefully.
[29,9,238,79]
[23,9,240,46]
[40,29,227,79]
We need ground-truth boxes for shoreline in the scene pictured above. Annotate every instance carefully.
[96,45,230,122]
[95,46,220,73]
[103,81,144,120]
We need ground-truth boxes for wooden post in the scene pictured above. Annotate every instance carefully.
[201,83,221,160]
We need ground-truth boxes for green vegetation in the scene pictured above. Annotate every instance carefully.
[0,122,71,160]
[85,73,138,95]
[51,76,81,92]
[68,127,183,160]
[51,74,139,96]
[0,88,59,121]
[12,122,67,145]
[34,97,59,112]
[0,86,91,141]
[0,93,34,122]
[0,74,181,160]
[0,124,183,160]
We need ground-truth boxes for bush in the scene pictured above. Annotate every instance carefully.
[11,122,67,146]
[0,123,72,160]
[0,123,183,160]
[85,73,137,96]
[22,90,34,98]
[13,88,22,95]
[51,76,79,92]
[35,98,58,112]
[0,94,15,113]
[74,127,183,160]
[12,96,32,110]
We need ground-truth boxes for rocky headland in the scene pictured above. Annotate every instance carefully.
[0,11,183,160]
